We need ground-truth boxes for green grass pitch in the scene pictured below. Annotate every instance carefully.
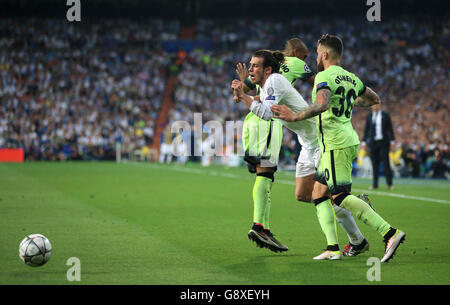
[0,161,449,285]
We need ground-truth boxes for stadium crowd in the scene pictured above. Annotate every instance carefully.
[0,17,448,178]
[0,19,178,160]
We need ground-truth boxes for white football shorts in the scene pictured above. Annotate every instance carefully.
[296,145,321,178]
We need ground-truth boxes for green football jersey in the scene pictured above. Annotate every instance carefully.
[244,56,313,91]
[312,65,366,152]
[280,56,313,86]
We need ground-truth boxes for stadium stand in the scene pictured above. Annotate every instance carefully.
[0,5,448,178]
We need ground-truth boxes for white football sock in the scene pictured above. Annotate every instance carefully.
[333,204,365,245]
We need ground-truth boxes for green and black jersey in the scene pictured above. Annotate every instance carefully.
[312,65,366,152]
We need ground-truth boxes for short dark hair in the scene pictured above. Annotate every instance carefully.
[318,34,343,58]
[253,49,284,74]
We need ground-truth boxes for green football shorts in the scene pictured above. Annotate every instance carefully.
[314,144,359,195]
[242,112,283,168]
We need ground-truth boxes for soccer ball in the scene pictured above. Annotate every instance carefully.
[19,234,52,267]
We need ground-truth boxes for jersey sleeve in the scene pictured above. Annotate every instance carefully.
[250,74,286,120]
[283,57,314,84]
[264,74,287,102]
[354,74,366,96]
[244,76,256,90]
[294,59,314,82]
[301,63,314,81]
[313,71,334,94]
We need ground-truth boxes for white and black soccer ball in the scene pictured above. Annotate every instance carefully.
[19,234,52,267]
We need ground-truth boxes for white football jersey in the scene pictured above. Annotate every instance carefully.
[253,73,318,149]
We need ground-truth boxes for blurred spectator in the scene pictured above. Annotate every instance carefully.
[389,143,404,178]
[401,144,422,177]
[159,125,173,164]
[426,148,449,178]
[356,143,372,178]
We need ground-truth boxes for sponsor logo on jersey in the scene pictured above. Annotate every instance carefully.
[265,95,276,101]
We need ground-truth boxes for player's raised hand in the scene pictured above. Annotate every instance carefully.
[231,79,244,103]
[271,104,297,122]
[235,62,248,82]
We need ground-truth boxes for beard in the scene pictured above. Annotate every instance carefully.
[317,59,324,72]
[251,74,263,86]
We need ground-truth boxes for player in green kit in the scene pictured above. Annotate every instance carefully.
[271,34,406,262]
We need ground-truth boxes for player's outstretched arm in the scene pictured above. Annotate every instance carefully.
[272,88,331,122]
[231,80,278,121]
[354,86,380,107]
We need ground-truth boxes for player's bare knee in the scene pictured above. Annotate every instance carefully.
[311,182,328,199]
[295,192,311,203]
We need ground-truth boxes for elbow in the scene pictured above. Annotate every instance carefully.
[320,104,330,113]
[251,105,274,121]
[251,109,273,121]
[373,92,381,105]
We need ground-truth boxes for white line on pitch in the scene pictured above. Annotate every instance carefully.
[127,162,450,205]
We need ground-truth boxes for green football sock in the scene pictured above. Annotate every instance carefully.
[315,199,339,248]
[252,176,272,228]
[340,195,391,237]
[263,181,273,230]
